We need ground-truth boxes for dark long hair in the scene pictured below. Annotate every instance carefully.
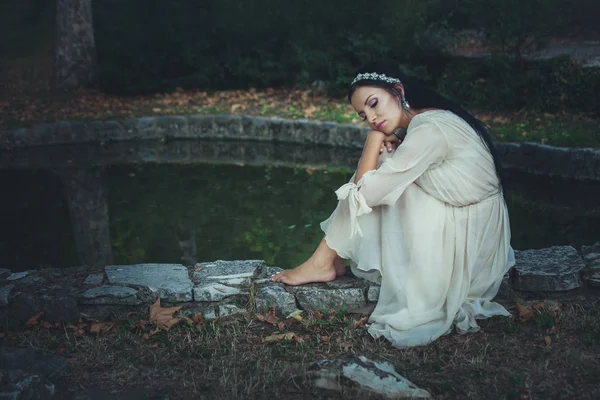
[348,62,505,191]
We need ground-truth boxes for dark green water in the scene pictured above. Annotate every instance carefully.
[1,163,599,271]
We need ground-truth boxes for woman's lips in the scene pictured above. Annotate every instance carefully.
[376,121,386,130]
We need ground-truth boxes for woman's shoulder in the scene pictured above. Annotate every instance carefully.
[407,109,448,131]
[408,110,470,132]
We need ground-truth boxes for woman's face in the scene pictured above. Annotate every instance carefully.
[350,85,404,134]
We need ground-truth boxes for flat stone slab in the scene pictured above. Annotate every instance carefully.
[0,285,15,306]
[193,260,264,283]
[255,285,298,317]
[84,273,104,285]
[106,264,192,302]
[80,285,141,305]
[512,246,585,291]
[7,271,35,281]
[293,287,366,312]
[193,282,248,302]
[307,355,431,398]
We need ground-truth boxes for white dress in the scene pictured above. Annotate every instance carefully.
[320,110,515,348]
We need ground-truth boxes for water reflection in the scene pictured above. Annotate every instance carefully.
[1,140,599,272]
[57,167,113,268]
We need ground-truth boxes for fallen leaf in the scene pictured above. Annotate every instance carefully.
[191,312,205,328]
[318,335,329,343]
[41,321,59,329]
[353,316,369,328]
[89,322,116,335]
[544,336,552,345]
[149,298,182,331]
[264,332,296,343]
[25,312,44,327]
[293,335,305,344]
[277,322,286,331]
[257,307,279,326]
[516,303,534,322]
[286,309,303,322]
[314,311,324,320]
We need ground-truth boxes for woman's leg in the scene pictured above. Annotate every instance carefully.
[271,237,339,285]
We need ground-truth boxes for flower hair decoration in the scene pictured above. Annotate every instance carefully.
[351,72,402,86]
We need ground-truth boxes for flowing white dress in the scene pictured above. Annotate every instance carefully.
[320,110,515,348]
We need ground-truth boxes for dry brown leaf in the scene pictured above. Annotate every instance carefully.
[89,322,116,335]
[41,321,59,329]
[25,312,44,327]
[257,307,279,326]
[149,298,182,331]
[304,105,318,118]
[318,335,330,343]
[314,311,324,320]
[230,104,244,112]
[293,335,305,344]
[264,332,296,343]
[544,336,552,345]
[516,303,534,322]
[353,316,369,328]
[277,321,286,331]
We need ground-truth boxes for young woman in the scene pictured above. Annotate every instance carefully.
[272,62,515,348]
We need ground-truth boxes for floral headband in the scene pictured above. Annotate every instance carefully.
[351,72,402,86]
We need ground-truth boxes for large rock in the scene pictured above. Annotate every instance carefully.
[193,260,264,283]
[254,285,298,317]
[0,269,11,279]
[294,287,366,312]
[106,264,193,302]
[512,246,586,291]
[0,347,70,378]
[6,271,35,281]
[79,285,142,305]
[9,289,80,324]
[306,355,431,398]
[0,347,69,400]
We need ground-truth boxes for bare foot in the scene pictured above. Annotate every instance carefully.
[271,259,336,286]
[334,256,346,276]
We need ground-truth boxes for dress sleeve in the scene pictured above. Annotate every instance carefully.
[334,116,449,238]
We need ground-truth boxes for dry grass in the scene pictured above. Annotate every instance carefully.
[2,293,599,399]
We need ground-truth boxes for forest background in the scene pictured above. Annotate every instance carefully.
[1,0,599,146]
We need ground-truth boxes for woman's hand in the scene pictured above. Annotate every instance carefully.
[380,134,402,154]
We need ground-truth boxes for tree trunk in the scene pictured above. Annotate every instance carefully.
[53,0,96,89]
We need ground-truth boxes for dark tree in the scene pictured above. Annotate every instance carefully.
[53,0,96,89]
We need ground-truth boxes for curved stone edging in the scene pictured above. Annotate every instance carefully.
[1,115,599,181]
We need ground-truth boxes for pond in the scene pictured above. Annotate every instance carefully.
[1,140,599,272]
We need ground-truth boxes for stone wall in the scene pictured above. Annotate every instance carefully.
[1,245,598,327]
[2,115,599,181]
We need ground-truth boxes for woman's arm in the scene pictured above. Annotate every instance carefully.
[354,130,386,184]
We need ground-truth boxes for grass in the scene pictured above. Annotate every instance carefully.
[2,294,599,399]
[2,55,600,148]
